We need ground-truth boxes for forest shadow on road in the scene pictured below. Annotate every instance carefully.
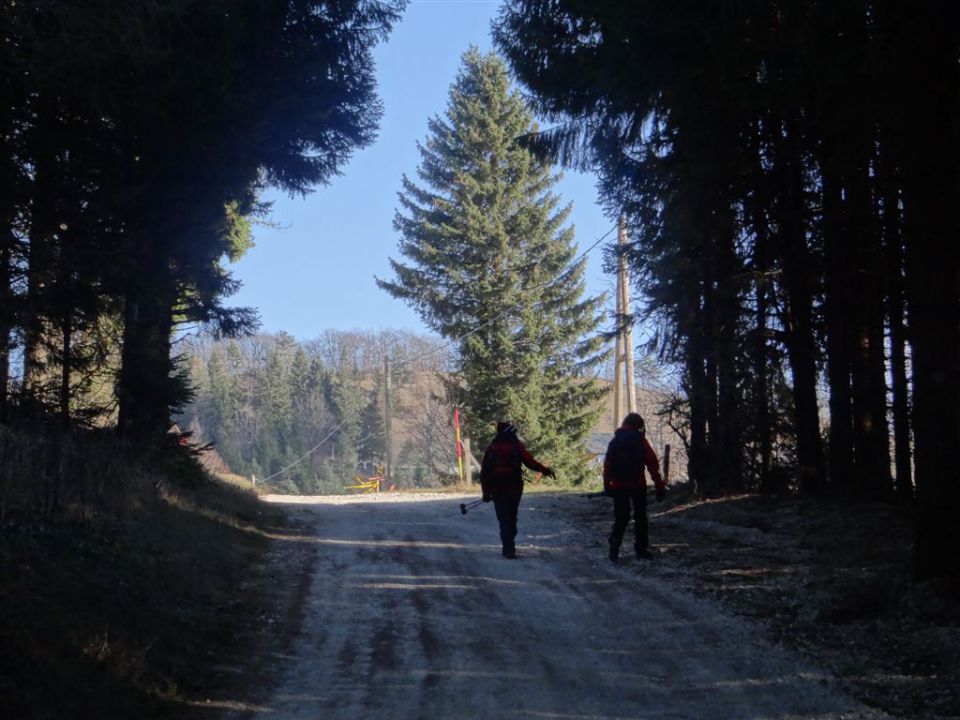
[201,491,911,720]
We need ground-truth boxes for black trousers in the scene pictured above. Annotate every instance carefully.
[609,489,649,552]
[493,491,523,551]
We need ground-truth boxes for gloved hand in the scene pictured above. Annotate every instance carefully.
[482,492,492,503]
[543,467,556,480]
[655,485,666,502]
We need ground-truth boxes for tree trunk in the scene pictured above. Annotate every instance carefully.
[819,147,855,492]
[883,172,913,501]
[876,1,913,505]
[59,312,72,429]
[684,286,710,495]
[715,225,742,493]
[819,0,891,500]
[774,114,826,494]
[847,168,891,496]
[117,238,176,441]
[22,106,59,403]
[0,205,12,424]
[753,276,774,491]
[865,263,893,496]
[702,259,721,492]
[845,134,892,497]
[747,121,774,492]
[118,295,175,440]
[894,1,960,583]
[0,26,20,424]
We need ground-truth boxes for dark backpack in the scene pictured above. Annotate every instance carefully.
[607,430,646,482]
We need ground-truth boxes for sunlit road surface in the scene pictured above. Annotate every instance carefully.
[226,492,886,720]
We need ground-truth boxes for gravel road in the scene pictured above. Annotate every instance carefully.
[226,492,887,720]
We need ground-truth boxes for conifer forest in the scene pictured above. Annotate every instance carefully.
[496,1,960,583]
[1,3,959,717]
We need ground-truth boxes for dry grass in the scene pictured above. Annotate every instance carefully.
[215,472,262,495]
[569,490,960,719]
[0,426,302,720]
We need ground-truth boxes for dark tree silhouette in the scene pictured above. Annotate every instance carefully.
[0,1,404,443]
[496,0,959,582]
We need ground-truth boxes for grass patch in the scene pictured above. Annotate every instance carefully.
[0,427,299,719]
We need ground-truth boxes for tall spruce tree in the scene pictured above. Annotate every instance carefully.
[357,386,386,467]
[378,48,607,483]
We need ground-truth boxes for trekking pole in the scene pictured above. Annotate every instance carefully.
[459,498,484,515]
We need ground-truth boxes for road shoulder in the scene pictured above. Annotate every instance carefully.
[563,491,960,720]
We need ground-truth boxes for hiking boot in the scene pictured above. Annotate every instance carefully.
[502,545,516,559]
[608,539,620,563]
[636,548,654,560]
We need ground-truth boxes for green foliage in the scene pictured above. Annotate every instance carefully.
[0,1,405,439]
[357,386,386,464]
[179,330,451,492]
[379,48,608,484]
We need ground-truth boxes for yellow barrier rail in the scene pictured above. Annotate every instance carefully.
[344,475,384,493]
[345,464,390,493]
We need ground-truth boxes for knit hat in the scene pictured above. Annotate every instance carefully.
[496,421,518,435]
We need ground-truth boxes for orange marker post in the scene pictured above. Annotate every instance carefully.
[454,408,465,485]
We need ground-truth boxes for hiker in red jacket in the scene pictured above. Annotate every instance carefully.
[603,412,665,562]
[480,421,555,558]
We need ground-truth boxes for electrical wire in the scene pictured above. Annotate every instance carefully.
[261,420,348,482]
[389,222,618,368]
[262,222,618,481]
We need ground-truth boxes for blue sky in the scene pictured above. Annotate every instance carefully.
[229,0,617,341]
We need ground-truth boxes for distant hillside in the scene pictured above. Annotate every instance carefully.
[180,330,688,490]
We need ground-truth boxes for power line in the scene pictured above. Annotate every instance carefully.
[390,222,618,368]
[263,222,618,482]
[262,420,347,482]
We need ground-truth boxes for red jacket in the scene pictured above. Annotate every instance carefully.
[603,426,664,493]
[480,433,549,497]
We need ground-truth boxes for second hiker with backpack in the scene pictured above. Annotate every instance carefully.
[603,412,665,562]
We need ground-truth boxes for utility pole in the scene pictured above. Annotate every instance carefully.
[621,215,638,415]
[613,306,623,431]
[383,355,393,488]
[463,436,473,486]
[454,408,464,485]
[614,213,637,430]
